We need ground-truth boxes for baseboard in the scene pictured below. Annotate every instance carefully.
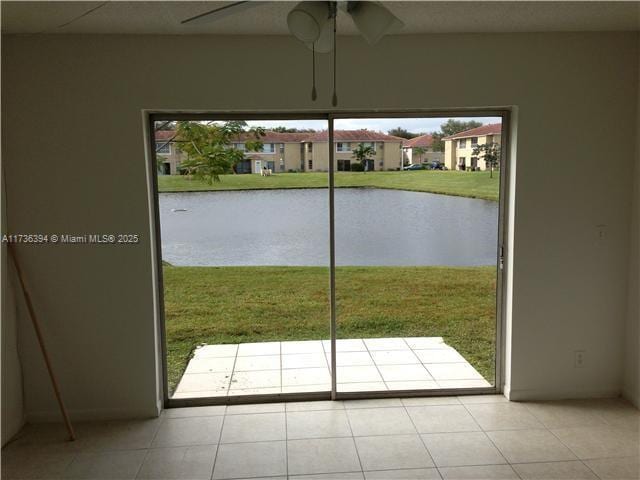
[506,386,621,402]
[622,385,640,408]
[26,406,160,423]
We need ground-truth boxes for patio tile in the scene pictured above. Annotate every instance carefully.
[364,338,409,351]
[172,390,227,399]
[226,402,285,414]
[338,382,387,392]
[281,340,324,354]
[378,364,433,382]
[584,456,640,480]
[323,339,367,352]
[487,429,577,463]
[227,387,282,396]
[404,337,447,349]
[347,407,416,436]
[237,341,280,356]
[337,365,383,383]
[458,395,507,404]
[550,425,639,459]
[436,379,492,388]
[136,445,216,480]
[287,410,353,439]
[282,367,331,386]
[230,369,280,389]
[233,355,280,371]
[281,384,330,393]
[193,344,238,358]
[162,406,226,418]
[512,460,598,479]
[220,412,286,443]
[212,441,286,479]
[184,357,235,374]
[466,403,544,430]
[329,351,374,366]
[401,396,461,407]
[364,468,441,479]
[62,450,146,479]
[414,348,467,364]
[387,381,439,390]
[174,372,230,393]
[287,437,361,475]
[439,465,519,479]
[282,353,327,369]
[286,400,345,412]
[371,350,420,365]
[355,434,434,471]
[425,363,484,381]
[407,405,480,433]
[421,432,506,467]
[152,416,224,448]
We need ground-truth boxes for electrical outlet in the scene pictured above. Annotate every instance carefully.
[574,350,585,368]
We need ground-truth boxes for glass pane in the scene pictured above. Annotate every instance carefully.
[154,118,331,399]
[333,116,502,393]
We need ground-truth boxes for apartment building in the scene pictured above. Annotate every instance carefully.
[443,123,502,171]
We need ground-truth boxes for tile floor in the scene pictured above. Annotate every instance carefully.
[2,396,638,480]
[173,338,490,398]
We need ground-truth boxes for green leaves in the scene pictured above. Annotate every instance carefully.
[351,143,376,167]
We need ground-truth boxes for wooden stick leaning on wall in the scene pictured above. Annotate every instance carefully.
[7,243,76,441]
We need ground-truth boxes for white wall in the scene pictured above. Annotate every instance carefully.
[1,32,638,419]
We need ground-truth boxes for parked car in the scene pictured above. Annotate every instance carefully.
[424,161,447,170]
[403,164,424,171]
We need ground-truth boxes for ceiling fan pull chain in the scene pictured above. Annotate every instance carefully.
[311,44,317,101]
[332,13,338,107]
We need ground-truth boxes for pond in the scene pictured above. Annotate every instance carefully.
[159,188,499,267]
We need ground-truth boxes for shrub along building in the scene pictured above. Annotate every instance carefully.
[443,123,502,171]
[154,129,405,175]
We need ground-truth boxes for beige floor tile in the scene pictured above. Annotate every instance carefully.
[212,441,286,479]
[421,432,506,467]
[466,403,544,430]
[220,412,286,443]
[487,429,577,463]
[439,464,519,479]
[281,340,324,354]
[425,363,484,381]
[290,473,364,480]
[414,349,467,364]
[136,445,216,479]
[282,367,331,386]
[355,434,434,471]
[364,338,410,351]
[386,381,440,390]
[282,353,328,369]
[1,451,75,479]
[406,405,480,433]
[287,410,352,439]
[401,396,461,407]
[62,450,146,479]
[229,369,280,389]
[287,437,361,475]
[74,419,161,452]
[184,357,235,374]
[584,456,640,480]
[371,350,420,365]
[337,366,384,383]
[550,425,639,459]
[152,416,223,448]
[343,398,403,409]
[162,406,226,418]
[378,364,433,382]
[174,372,230,393]
[365,468,441,479]
[436,379,492,388]
[237,342,280,356]
[286,400,345,412]
[226,402,285,415]
[512,460,598,479]
[523,401,609,428]
[193,344,238,358]
[233,355,280,371]
[457,395,507,405]
[347,407,416,436]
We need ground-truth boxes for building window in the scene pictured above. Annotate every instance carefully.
[458,139,466,148]
[459,157,466,165]
[337,159,351,171]
[308,159,313,170]
[279,144,285,153]
[470,137,478,147]
[260,143,275,154]
[234,143,246,151]
[308,143,313,153]
[156,141,171,154]
[361,142,376,151]
[336,142,350,152]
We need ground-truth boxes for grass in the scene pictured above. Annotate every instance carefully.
[163,265,497,393]
[158,170,500,201]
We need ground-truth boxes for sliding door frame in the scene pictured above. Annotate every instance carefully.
[145,108,511,409]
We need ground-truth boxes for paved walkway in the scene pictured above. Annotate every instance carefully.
[173,337,490,398]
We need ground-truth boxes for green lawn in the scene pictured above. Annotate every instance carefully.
[158,171,500,201]
[163,265,497,393]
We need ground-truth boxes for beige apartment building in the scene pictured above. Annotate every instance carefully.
[155,129,405,175]
[443,123,502,171]
[401,133,444,165]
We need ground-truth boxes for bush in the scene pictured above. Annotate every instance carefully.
[350,163,365,172]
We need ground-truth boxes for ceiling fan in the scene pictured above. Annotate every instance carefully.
[181,1,404,106]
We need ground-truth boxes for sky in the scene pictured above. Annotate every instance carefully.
[246,117,501,134]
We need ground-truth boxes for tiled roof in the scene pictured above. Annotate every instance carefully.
[403,134,434,148]
[443,123,502,140]
[231,132,310,143]
[155,129,405,143]
[154,130,176,140]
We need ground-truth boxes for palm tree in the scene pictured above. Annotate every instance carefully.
[413,146,427,164]
[351,143,376,172]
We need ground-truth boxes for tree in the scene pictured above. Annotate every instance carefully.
[472,142,501,178]
[271,126,317,133]
[351,143,376,172]
[439,119,483,137]
[413,146,427,163]
[388,127,419,139]
[431,132,445,152]
[175,121,265,183]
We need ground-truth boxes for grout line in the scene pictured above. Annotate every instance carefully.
[210,411,228,480]
[342,400,366,475]
[400,397,438,473]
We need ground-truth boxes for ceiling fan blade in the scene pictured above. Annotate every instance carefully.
[181,1,269,25]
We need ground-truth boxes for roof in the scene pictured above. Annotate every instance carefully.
[155,129,405,143]
[403,133,434,148]
[443,123,502,140]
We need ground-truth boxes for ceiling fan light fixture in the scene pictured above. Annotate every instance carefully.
[305,19,334,53]
[349,1,404,45]
[287,1,331,43]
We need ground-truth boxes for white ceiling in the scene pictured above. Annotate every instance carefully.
[2,1,639,35]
